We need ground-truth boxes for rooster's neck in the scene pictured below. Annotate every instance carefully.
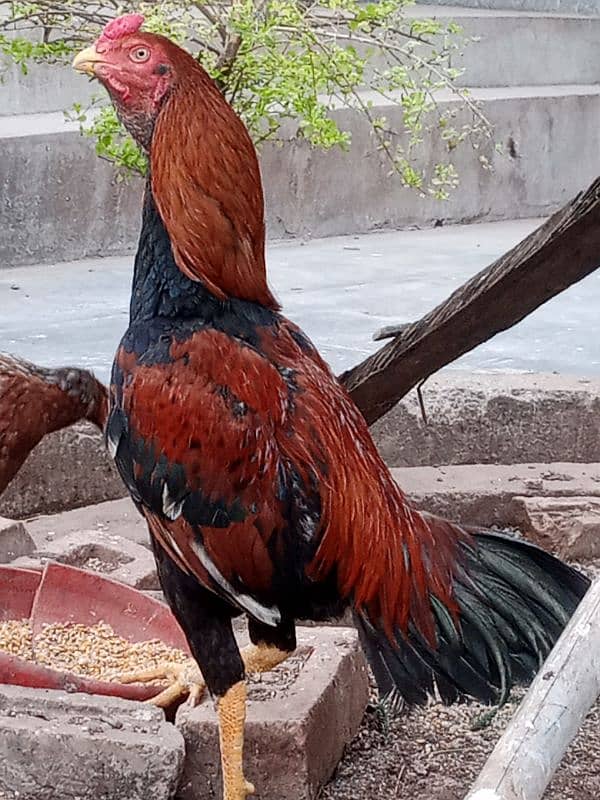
[129,185,224,323]
[148,78,280,311]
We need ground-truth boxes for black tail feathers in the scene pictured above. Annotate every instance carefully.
[355,525,590,708]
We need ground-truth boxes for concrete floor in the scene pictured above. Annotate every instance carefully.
[1,217,598,383]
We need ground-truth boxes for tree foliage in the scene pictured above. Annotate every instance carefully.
[1,0,493,198]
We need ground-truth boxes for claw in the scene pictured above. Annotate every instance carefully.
[224,777,255,800]
[111,658,205,708]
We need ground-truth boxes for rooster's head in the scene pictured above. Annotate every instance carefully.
[72,14,186,148]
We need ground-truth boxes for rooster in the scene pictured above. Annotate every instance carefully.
[0,353,107,496]
[73,16,588,800]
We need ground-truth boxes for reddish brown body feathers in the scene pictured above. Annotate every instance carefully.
[98,15,464,643]
[113,314,463,642]
[261,322,465,643]
[0,354,107,495]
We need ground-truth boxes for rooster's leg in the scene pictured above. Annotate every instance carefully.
[217,680,255,800]
[115,619,295,708]
[213,619,295,799]
[241,617,297,675]
[149,543,253,797]
[241,642,290,672]
[113,625,293,710]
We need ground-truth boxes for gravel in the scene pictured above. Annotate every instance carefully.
[321,682,600,800]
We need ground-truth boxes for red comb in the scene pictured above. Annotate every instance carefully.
[99,13,145,42]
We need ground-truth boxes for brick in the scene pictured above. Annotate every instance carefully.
[10,529,159,590]
[176,627,369,800]
[513,495,600,560]
[0,685,184,800]
[0,517,35,564]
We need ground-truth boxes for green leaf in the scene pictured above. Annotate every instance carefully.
[0,1,495,198]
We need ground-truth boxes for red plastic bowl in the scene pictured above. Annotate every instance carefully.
[0,562,190,701]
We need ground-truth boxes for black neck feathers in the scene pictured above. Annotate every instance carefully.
[128,182,279,340]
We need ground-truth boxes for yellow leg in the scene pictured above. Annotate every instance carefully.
[217,681,255,800]
[215,648,290,800]
[112,644,289,709]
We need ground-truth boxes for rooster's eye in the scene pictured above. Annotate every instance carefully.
[130,46,150,63]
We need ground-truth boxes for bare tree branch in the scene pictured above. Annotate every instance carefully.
[340,176,600,425]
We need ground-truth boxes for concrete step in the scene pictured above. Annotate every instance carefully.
[2,84,599,267]
[406,5,600,87]
[0,111,141,266]
[0,59,97,117]
[1,6,599,116]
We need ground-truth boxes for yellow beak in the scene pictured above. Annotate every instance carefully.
[72,45,103,76]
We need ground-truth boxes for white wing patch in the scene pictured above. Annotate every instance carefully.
[162,484,186,521]
[190,537,281,627]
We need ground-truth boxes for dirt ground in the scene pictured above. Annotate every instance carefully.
[321,558,600,800]
[321,685,600,800]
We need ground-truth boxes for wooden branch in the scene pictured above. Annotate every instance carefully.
[340,177,600,426]
[465,578,600,800]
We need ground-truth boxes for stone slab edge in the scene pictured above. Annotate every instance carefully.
[395,461,600,529]
[10,528,159,589]
[0,684,185,800]
[0,517,35,563]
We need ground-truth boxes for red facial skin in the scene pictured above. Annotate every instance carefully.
[87,27,182,149]
[95,35,172,105]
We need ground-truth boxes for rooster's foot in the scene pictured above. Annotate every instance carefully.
[115,658,205,707]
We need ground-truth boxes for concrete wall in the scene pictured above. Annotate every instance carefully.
[0,61,97,117]
[3,8,600,267]
[3,86,600,267]
[417,0,600,15]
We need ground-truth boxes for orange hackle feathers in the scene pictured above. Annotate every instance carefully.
[258,322,466,644]
[150,43,278,309]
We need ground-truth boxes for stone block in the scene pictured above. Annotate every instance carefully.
[0,517,35,563]
[25,497,151,551]
[513,495,600,560]
[0,684,184,800]
[372,372,600,469]
[0,422,125,521]
[10,529,159,589]
[393,462,600,530]
[176,627,369,800]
